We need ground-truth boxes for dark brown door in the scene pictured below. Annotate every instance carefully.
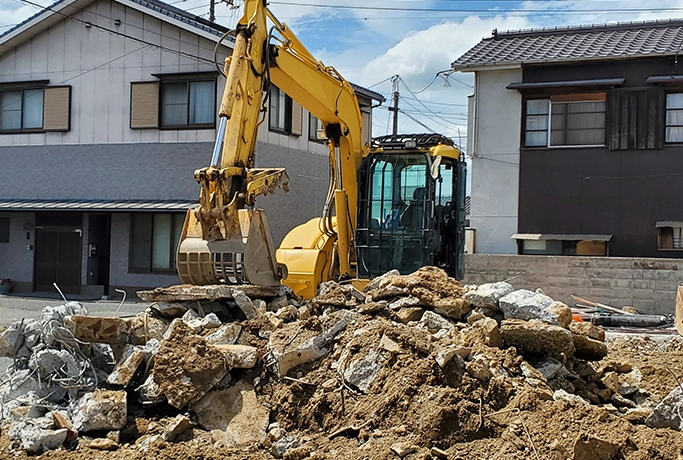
[35,227,82,295]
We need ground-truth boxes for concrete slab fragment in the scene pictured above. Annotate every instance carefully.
[191,380,270,447]
[137,284,280,302]
[213,344,258,369]
[63,315,129,345]
[71,389,127,432]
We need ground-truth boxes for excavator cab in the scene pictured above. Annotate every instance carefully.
[355,134,467,279]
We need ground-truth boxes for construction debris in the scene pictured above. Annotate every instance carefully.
[0,266,682,459]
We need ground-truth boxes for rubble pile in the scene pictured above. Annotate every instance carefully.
[1,267,683,459]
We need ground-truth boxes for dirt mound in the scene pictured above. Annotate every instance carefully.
[2,267,683,459]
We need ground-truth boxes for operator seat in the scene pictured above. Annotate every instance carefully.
[400,187,425,229]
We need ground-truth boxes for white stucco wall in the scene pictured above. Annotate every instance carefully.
[468,67,522,254]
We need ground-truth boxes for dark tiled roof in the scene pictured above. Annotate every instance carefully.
[452,18,683,70]
[0,199,197,211]
[350,82,386,103]
[127,0,229,37]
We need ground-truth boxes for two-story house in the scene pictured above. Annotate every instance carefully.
[0,0,383,297]
[452,19,683,259]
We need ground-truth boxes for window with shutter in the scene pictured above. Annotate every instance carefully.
[43,86,71,131]
[607,88,664,150]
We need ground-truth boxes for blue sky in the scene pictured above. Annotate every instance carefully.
[4,0,683,149]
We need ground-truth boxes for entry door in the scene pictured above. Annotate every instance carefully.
[35,227,82,294]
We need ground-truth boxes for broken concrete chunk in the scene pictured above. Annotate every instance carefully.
[418,311,454,334]
[474,317,503,348]
[71,389,127,432]
[137,284,280,302]
[152,301,191,318]
[136,373,165,407]
[52,411,77,442]
[500,319,575,360]
[41,302,88,324]
[520,361,547,382]
[107,339,159,387]
[128,313,169,345]
[601,371,619,394]
[0,323,22,358]
[547,302,572,328]
[161,414,195,442]
[267,316,348,378]
[276,305,299,322]
[466,358,493,382]
[499,290,569,327]
[363,269,400,292]
[340,284,366,303]
[380,334,405,353]
[572,334,608,361]
[343,349,383,393]
[618,369,642,396]
[89,438,119,450]
[569,321,605,342]
[213,344,258,369]
[646,386,683,430]
[572,434,620,460]
[7,423,67,454]
[464,281,514,310]
[272,436,302,459]
[232,289,258,319]
[435,347,467,368]
[153,321,231,409]
[609,393,638,408]
[268,296,290,312]
[28,349,79,381]
[64,315,129,345]
[553,389,589,406]
[192,380,270,447]
[530,357,564,381]
[396,307,424,324]
[391,442,418,458]
[204,323,242,345]
[623,407,653,423]
[388,296,421,310]
[434,297,471,320]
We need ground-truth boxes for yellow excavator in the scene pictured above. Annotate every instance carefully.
[176,0,466,299]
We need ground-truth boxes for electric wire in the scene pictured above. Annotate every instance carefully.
[17,0,218,64]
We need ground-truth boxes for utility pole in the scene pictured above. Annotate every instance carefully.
[388,75,399,135]
[209,0,215,22]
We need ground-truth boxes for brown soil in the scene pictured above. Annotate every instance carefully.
[6,268,683,459]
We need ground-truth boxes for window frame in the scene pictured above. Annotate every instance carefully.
[128,213,185,274]
[158,79,216,130]
[665,92,683,144]
[308,113,325,142]
[523,93,606,149]
[657,225,683,251]
[269,85,293,134]
[0,218,9,243]
[0,88,45,133]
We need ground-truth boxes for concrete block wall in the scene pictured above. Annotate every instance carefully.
[464,254,683,315]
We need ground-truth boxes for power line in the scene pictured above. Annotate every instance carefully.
[18,0,217,65]
[268,1,683,14]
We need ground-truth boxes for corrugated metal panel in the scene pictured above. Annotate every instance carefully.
[43,86,71,131]
[511,233,613,241]
[0,200,196,211]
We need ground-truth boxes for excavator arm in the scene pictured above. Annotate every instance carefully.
[177,0,364,292]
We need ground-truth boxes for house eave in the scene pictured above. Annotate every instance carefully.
[0,0,233,59]
[453,52,677,73]
[0,0,93,57]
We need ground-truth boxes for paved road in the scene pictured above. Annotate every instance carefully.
[0,294,150,328]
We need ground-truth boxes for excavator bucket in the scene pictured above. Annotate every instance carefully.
[177,208,285,286]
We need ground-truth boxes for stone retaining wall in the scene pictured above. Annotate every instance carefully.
[464,254,683,315]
